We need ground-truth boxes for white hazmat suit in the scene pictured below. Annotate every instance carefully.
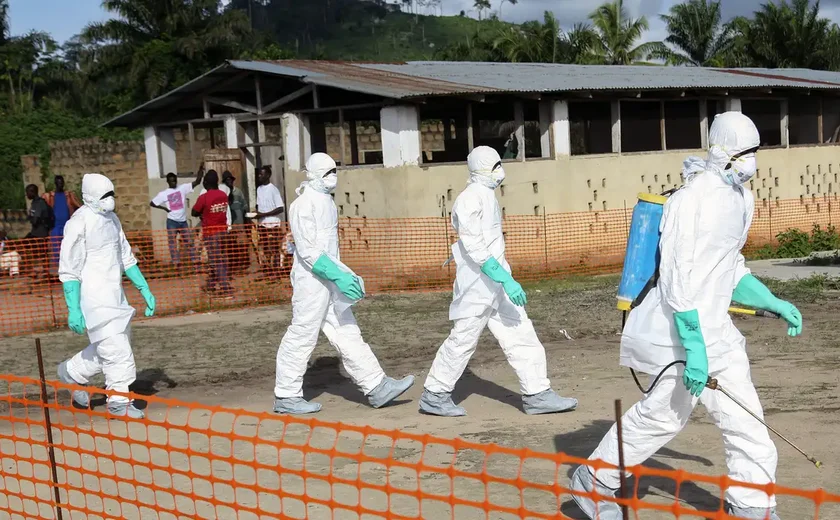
[56,174,152,419]
[571,113,798,520]
[273,153,414,415]
[420,146,577,417]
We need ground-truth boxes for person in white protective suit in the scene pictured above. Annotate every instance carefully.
[570,112,803,520]
[419,146,578,417]
[273,153,415,414]
[56,173,157,419]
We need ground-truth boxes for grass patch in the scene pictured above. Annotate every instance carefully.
[758,275,840,303]
[523,274,620,295]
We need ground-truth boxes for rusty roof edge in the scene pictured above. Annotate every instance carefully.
[717,68,840,88]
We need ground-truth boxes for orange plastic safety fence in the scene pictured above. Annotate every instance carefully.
[1,195,837,337]
[1,375,838,520]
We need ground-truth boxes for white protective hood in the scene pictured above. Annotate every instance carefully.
[467,146,505,189]
[706,112,760,186]
[298,153,338,195]
[82,173,116,213]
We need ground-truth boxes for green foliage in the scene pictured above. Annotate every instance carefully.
[749,224,840,260]
[0,107,140,209]
[759,275,840,303]
[656,0,735,66]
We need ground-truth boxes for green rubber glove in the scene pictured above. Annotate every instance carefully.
[481,257,527,307]
[125,265,156,317]
[63,281,86,335]
[673,310,708,397]
[733,274,802,337]
[312,254,364,301]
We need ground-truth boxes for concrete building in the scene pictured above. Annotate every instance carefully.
[105,60,840,229]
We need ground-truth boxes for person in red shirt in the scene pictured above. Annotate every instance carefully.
[192,170,233,297]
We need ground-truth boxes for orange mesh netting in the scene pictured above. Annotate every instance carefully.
[1,195,837,337]
[2,375,838,520]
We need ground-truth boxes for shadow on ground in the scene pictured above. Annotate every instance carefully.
[555,420,720,518]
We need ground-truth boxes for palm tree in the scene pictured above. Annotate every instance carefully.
[658,0,734,66]
[587,0,663,65]
[498,0,517,21]
[82,0,252,104]
[743,0,830,69]
[474,0,491,20]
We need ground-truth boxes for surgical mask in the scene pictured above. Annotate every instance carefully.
[321,172,338,192]
[470,161,506,190]
[723,154,757,186]
[99,196,116,213]
[306,169,338,194]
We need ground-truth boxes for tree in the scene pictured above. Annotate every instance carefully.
[82,0,252,109]
[587,0,663,65]
[0,31,59,113]
[739,0,831,69]
[474,0,491,20]
[498,0,517,21]
[0,0,8,45]
[657,0,734,66]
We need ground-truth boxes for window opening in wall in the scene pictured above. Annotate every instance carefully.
[706,99,725,130]
[420,118,458,163]
[307,110,383,166]
[420,101,471,163]
[664,100,702,150]
[822,98,840,143]
[569,101,612,155]
[621,100,661,153]
[741,100,782,147]
[789,97,820,145]
[472,101,516,159]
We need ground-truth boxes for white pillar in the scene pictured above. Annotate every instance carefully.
[224,116,239,149]
[159,128,177,175]
[244,123,258,209]
[144,126,162,179]
[282,113,304,172]
[302,115,312,159]
[538,100,552,158]
[381,105,420,168]
[611,101,621,154]
[725,98,742,112]
[780,99,789,148]
[699,99,709,150]
[551,100,571,157]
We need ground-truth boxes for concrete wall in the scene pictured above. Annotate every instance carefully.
[283,145,840,218]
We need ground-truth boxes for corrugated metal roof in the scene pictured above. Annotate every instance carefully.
[359,62,840,95]
[104,60,840,127]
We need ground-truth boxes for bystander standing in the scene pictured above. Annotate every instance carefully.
[192,170,232,297]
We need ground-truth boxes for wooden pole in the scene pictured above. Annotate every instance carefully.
[615,399,629,520]
[35,338,64,520]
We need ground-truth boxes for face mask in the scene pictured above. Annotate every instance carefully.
[307,170,337,194]
[470,162,506,190]
[321,172,338,192]
[98,196,116,213]
[723,154,757,186]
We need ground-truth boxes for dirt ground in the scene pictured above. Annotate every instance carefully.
[1,275,839,519]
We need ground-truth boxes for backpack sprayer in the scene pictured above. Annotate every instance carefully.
[617,191,821,468]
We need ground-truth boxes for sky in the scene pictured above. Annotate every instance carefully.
[8,0,840,46]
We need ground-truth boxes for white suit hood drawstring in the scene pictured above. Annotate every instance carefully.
[467,146,506,190]
[297,153,338,195]
[82,173,116,213]
[706,112,761,186]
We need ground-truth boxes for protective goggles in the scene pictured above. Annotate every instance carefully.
[724,146,760,170]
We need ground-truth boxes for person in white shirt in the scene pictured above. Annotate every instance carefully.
[255,166,286,278]
[150,169,204,265]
